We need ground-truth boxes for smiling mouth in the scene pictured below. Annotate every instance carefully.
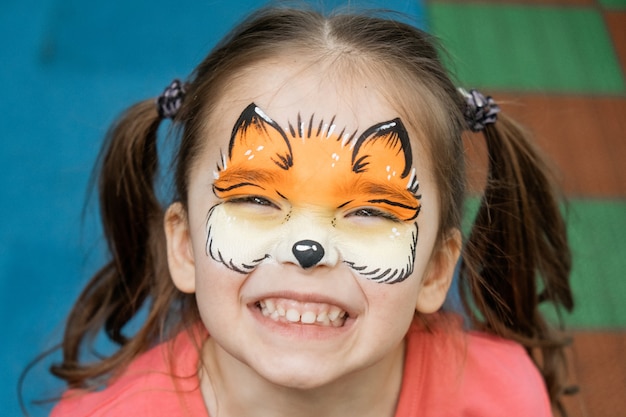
[255,298,349,327]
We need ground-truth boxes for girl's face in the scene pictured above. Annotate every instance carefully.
[165,57,460,390]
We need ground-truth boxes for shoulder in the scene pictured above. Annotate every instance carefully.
[50,328,208,417]
[462,331,552,416]
[398,315,552,417]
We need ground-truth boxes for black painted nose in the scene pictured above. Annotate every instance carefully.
[292,240,325,269]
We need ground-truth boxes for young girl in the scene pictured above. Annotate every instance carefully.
[50,6,574,417]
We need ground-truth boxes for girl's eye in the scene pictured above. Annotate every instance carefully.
[348,208,400,222]
[228,195,278,209]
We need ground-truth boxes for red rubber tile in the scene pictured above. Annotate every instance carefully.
[605,11,626,74]
[467,94,626,197]
[562,331,626,417]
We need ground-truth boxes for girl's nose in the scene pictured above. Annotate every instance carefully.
[292,240,325,268]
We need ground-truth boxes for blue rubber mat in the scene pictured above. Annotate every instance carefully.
[1,1,426,416]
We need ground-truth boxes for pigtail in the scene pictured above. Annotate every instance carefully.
[51,100,188,388]
[460,112,574,411]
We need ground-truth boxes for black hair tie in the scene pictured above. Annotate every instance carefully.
[459,88,500,132]
[156,79,187,119]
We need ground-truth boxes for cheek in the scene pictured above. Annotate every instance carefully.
[335,220,419,284]
[204,203,284,273]
[341,197,441,289]
[191,239,249,326]
[358,275,423,338]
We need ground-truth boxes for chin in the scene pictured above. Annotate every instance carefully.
[267,372,340,391]
[250,354,349,391]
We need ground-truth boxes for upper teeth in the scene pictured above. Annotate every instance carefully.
[258,298,348,327]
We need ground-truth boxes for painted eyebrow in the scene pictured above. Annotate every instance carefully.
[349,181,419,201]
[215,167,282,186]
[213,168,283,194]
[336,181,420,211]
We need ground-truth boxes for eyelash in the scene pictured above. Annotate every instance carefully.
[227,195,278,208]
[348,208,401,222]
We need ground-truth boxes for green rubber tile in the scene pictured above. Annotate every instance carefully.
[600,0,626,9]
[464,198,626,328]
[559,199,626,328]
[428,4,625,94]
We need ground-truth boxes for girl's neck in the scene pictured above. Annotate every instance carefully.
[199,338,405,417]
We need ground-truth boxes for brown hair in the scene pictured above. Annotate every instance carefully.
[51,6,573,413]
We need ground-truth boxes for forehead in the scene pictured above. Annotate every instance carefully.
[207,59,398,138]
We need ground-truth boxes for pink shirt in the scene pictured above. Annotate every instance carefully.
[51,316,552,416]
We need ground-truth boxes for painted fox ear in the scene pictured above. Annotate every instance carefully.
[223,103,293,171]
[351,118,417,193]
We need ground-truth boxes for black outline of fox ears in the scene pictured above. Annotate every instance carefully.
[227,103,293,170]
[351,118,413,179]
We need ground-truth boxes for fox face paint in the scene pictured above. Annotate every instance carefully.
[207,103,421,284]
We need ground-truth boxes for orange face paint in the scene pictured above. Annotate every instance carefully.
[214,104,420,222]
[207,103,421,283]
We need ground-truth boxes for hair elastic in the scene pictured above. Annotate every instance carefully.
[458,88,500,132]
[156,79,187,119]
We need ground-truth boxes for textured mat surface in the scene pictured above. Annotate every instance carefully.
[429,1,626,415]
[560,330,626,417]
[429,4,624,93]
